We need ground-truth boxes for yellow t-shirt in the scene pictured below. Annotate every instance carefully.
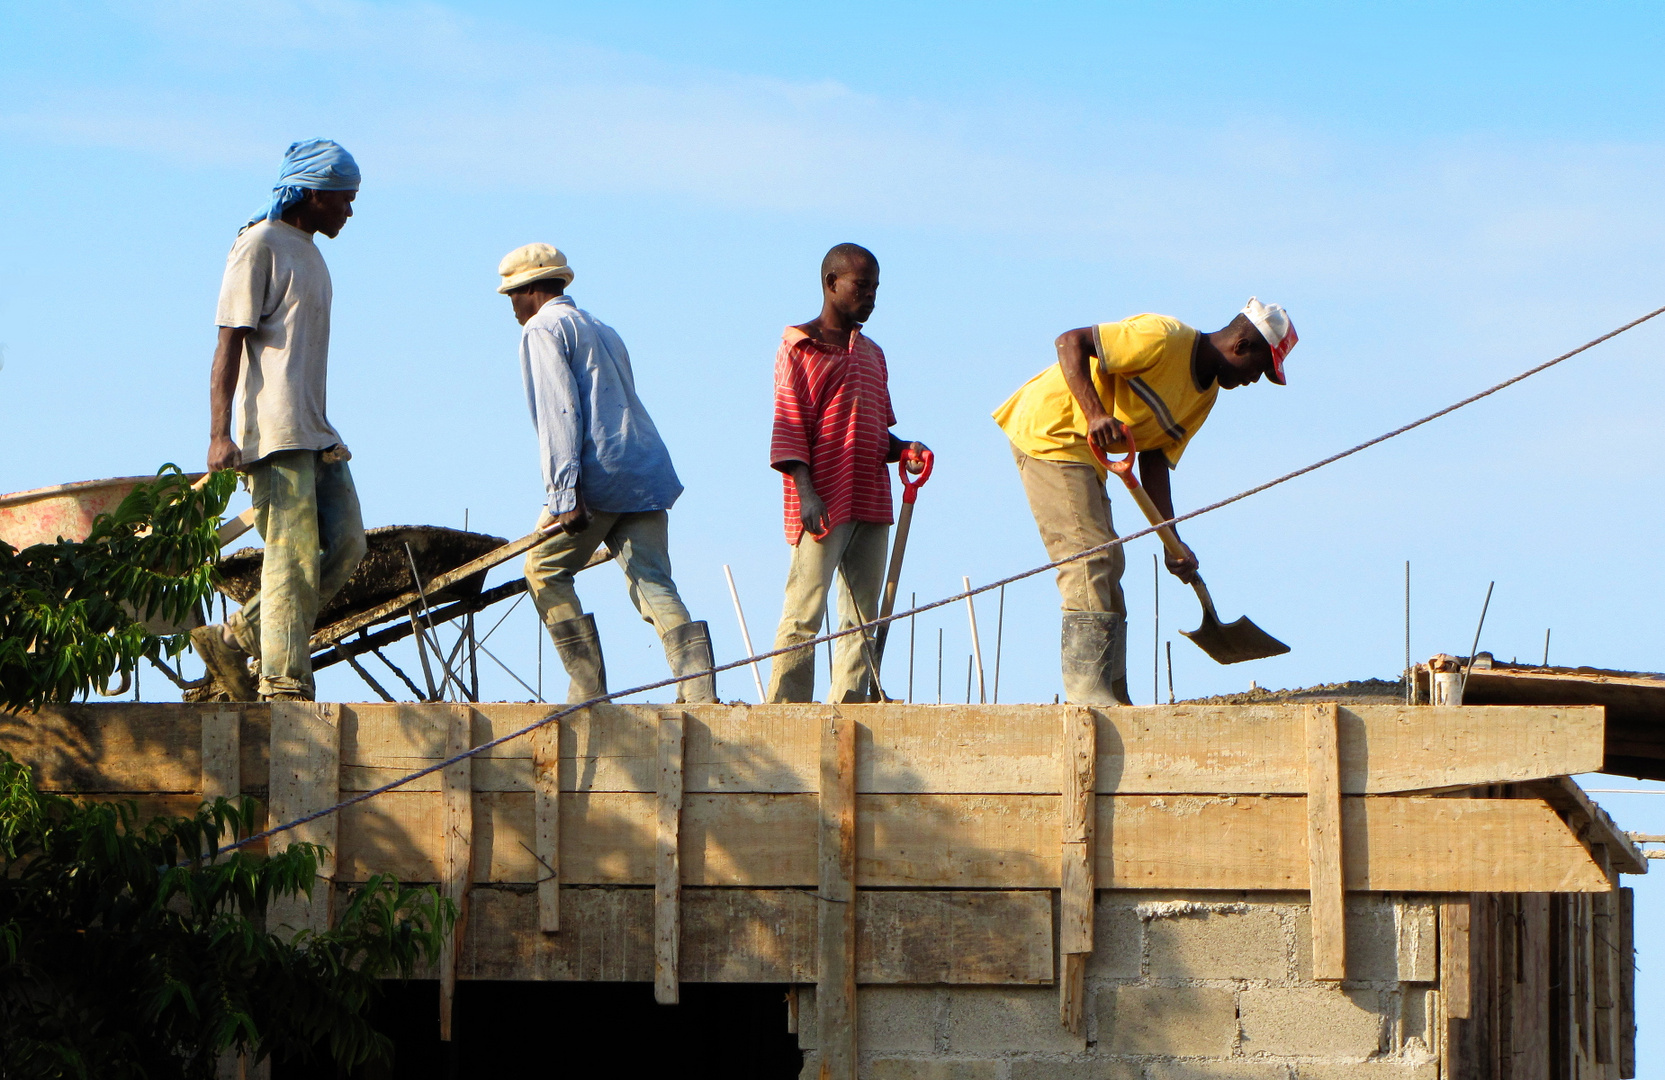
[991,313,1218,475]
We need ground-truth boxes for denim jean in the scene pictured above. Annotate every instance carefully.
[523,508,693,637]
[227,450,367,697]
[765,520,889,703]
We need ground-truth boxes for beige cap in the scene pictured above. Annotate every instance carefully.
[497,243,575,294]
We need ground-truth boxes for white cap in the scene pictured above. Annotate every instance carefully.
[1241,297,1296,384]
[497,243,575,294]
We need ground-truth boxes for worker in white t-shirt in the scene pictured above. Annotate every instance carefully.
[191,139,368,702]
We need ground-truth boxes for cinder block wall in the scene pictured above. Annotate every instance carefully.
[797,892,1441,1080]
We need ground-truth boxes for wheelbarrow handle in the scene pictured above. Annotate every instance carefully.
[1088,432,1192,565]
[898,446,934,504]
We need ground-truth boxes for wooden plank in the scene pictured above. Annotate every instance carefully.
[1592,847,1616,1067]
[655,711,684,1005]
[1513,893,1552,1077]
[817,711,857,1080]
[1306,703,1345,981]
[331,702,1604,796]
[1440,897,1472,1018]
[334,792,1611,893]
[310,525,558,648]
[438,704,472,1042]
[1059,706,1094,1033]
[200,710,240,799]
[459,887,1051,984]
[266,703,339,939]
[531,720,560,932]
[1525,776,1648,875]
[0,702,273,792]
[1618,886,1636,1079]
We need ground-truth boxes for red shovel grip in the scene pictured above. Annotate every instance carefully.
[1088,428,1140,490]
[899,446,934,504]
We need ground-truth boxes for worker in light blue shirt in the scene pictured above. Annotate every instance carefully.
[498,242,716,705]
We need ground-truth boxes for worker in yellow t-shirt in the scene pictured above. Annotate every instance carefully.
[992,298,1297,705]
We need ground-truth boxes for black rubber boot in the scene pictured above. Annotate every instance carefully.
[1060,611,1131,706]
[662,620,718,704]
[549,613,607,704]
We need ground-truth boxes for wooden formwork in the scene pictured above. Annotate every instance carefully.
[0,701,1641,1078]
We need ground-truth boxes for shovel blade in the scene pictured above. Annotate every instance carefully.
[1181,611,1290,665]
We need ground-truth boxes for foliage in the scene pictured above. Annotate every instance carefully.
[0,751,455,1079]
[0,466,237,712]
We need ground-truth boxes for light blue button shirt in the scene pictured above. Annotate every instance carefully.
[520,296,683,515]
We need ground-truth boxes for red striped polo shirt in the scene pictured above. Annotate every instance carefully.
[771,326,896,544]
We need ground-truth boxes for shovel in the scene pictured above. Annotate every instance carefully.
[1093,437,1288,665]
[871,446,934,670]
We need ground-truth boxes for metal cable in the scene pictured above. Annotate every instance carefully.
[215,302,1665,858]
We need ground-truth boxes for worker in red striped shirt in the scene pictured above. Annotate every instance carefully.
[766,244,928,703]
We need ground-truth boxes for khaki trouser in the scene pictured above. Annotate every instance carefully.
[524,509,692,636]
[766,520,889,703]
[227,449,368,697]
[1010,442,1126,615]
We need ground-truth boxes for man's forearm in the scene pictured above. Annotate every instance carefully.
[208,327,248,438]
[784,461,817,500]
[1139,449,1178,523]
[1056,327,1109,422]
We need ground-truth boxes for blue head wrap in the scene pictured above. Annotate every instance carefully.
[243,138,361,232]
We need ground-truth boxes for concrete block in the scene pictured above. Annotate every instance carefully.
[1294,897,1398,983]
[862,987,942,1053]
[1146,905,1288,981]
[868,1061,1002,1080]
[1239,987,1386,1058]
[798,988,817,1049]
[1085,895,1144,978]
[946,987,1085,1053]
[1095,985,1238,1057]
[1395,901,1438,984]
[1010,1061,1141,1080]
[1148,1063,1291,1080]
[1291,1065,1437,1080]
[800,1053,819,1080]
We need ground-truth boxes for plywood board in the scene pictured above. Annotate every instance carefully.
[266,703,339,938]
[0,702,271,792]
[459,887,1050,985]
[13,702,1602,799]
[531,721,560,932]
[334,791,1608,893]
[200,711,240,800]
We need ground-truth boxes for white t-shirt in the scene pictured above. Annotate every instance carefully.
[215,219,342,463]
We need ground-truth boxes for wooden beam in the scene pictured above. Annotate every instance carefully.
[817,711,857,1080]
[1306,703,1345,981]
[459,887,1052,984]
[1058,706,1093,1033]
[200,710,240,799]
[333,791,1612,894]
[1440,897,1471,1019]
[266,703,339,939]
[531,720,560,932]
[438,704,473,1042]
[655,711,684,1005]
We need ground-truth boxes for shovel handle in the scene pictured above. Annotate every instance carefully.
[1088,432,1191,563]
[898,446,934,504]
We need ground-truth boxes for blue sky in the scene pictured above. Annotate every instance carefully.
[3,0,1663,1066]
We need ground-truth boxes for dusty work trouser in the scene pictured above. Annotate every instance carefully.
[227,449,368,698]
[1009,442,1126,615]
[766,520,889,704]
[524,507,694,640]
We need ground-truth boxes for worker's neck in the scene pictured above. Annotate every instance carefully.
[806,305,863,347]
